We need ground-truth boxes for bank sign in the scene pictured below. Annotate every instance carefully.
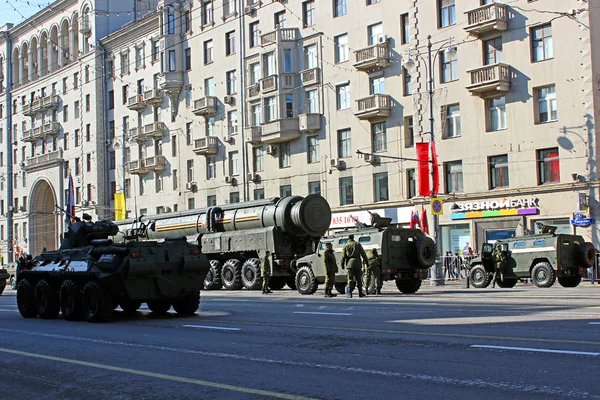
[450,197,539,220]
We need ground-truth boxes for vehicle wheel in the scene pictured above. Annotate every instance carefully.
[60,280,83,321]
[35,279,60,319]
[221,259,243,290]
[531,262,556,288]
[172,290,200,316]
[496,278,518,288]
[241,259,262,290]
[10,276,17,290]
[268,278,286,290]
[469,264,492,288]
[204,260,223,290]
[119,298,142,314]
[415,237,436,268]
[395,278,421,294]
[17,279,37,318]
[147,299,172,315]
[558,276,582,288]
[335,281,355,295]
[82,280,114,322]
[286,277,297,290]
[579,242,596,268]
[0,281,5,295]
[295,266,318,295]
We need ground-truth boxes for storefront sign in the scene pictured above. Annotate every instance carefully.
[450,197,539,220]
[570,213,595,227]
[330,207,413,229]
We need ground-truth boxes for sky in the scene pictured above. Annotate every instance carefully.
[0,0,49,27]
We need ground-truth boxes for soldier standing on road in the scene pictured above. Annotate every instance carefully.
[322,243,338,298]
[364,248,382,295]
[261,250,273,294]
[492,244,507,288]
[341,234,369,298]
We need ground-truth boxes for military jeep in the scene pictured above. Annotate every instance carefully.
[293,216,436,295]
[468,225,595,288]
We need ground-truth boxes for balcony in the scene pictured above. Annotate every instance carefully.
[43,122,61,136]
[144,155,166,172]
[40,95,59,111]
[246,126,262,145]
[260,75,277,94]
[127,95,146,111]
[247,84,261,100]
[79,18,91,35]
[126,159,148,175]
[23,149,63,172]
[354,94,391,120]
[299,114,321,133]
[260,28,297,46]
[23,99,41,116]
[144,89,163,105]
[280,73,295,90]
[128,127,142,142]
[353,43,390,71]
[193,137,219,156]
[260,118,301,144]
[464,3,508,36]
[300,68,320,86]
[144,122,166,140]
[466,63,511,98]
[22,127,43,142]
[192,96,217,117]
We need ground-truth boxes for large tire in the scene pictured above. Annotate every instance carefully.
[172,291,200,316]
[295,266,318,295]
[119,298,142,314]
[0,281,5,295]
[204,260,223,290]
[579,242,596,268]
[10,276,17,290]
[35,279,60,319]
[17,279,37,318]
[222,259,243,290]
[335,281,355,295]
[558,276,582,288]
[82,280,114,322]
[531,262,556,288]
[395,278,421,294]
[286,277,297,290]
[60,280,83,321]
[415,237,436,268]
[147,300,172,315]
[496,277,518,288]
[268,278,286,290]
[469,264,492,288]
[241,259,262,290]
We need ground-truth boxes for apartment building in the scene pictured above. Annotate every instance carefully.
[0,0,599,263]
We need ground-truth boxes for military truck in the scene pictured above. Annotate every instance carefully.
[468,225,595,288]
[293,215,436,295]
[0,266,8,295]
[16,213,210,322]
[114,195,331,291]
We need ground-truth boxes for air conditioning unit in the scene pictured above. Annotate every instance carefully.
[330,158,339,168]
[19,162,25,167]
[224,175,233,184]
[244,6,254,15]
[223,135,234,143]
[164,206,172,213]
[378,34,389,44]
[247,173,258,182]
[82,200,89,207]
[364,154,379,165]
[266,145,276,155]
[223,95,234,105]
[19,206,26,212]
[185,181,197,191]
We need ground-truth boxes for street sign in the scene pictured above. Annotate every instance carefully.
[431,197,443,216]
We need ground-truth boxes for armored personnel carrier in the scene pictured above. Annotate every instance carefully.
[0,266,8,295]
[16,213,210,322]
[293,214,436,295]
[468,225,595,288]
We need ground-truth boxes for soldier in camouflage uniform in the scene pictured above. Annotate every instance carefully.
[492,244,507,288]
[364,248,382,295]
[322,242,338,298]
[341,234,369,298]
[261,250,273,294]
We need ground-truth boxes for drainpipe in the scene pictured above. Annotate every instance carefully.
[4,31,14,263]
[238,0,248,201]
[97,41,110,219]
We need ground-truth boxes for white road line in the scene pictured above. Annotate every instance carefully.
[293,311,353,316]
[471,345,600,357]
[0,309,18,312]
[183,325,241,331]
[589,322,600,325]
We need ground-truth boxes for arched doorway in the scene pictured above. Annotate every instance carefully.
[29,179,58,255]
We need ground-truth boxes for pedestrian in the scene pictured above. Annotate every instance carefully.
[364,248,382,295]
[261,250,273,294]
[492,244,507,288]
[453,252,463,279]
[341,234,369,298]
[443,251,452,280]
[322,243,338,298]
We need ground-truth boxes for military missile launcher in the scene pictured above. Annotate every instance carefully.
[114,195,332,291]
[16,214,210,322]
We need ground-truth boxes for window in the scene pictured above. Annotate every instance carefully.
[155,173,163,193]
[401,13,410,44]
[275,11,286,28]
[186,122,192,145]
[125,179,131,198]
[75,157,81,175]
[338,128,351,158]
[167,6,175,33]
[224,0,236,17]
[335,0,347,17]
[250,62,261,84]
[484,37,503,65]
[168,50,176,71]
[226,70,237,95]
[254,189,265,200]
[367,0,381,4]
[374,173,389,202]
[205,77,215,96]
[307,89,319,113]
[202,1,214,26]
[283,49,292,73]
[488,97,506,131]
[265,97,277,122]
[403,67,412,96]
[285,94,294,118]
[445,161,463,193]
[73,72,79,89]
[228,110,238,135]
[185,85,192,107]
[186,160,194,182]
[229,151,239,175]
[74,101,80,118]
[370,77,385,94]
[207,157,216,179]
[84,66,90,83]
[439,0,456,28]
[404,116,414,148]
[536,85,557,123]
[441,51,458,82]
[63,105,68,122]
[308,181,321,195]
[172,135,177,157]
[251,104,262,126]
[204,40,213,64]
[263,52,276,77]
[184,10,190,32]
[307,136,319,163]
[207,195,217,206]
[63,77,68,93]
[532,24,553,62]
[250,22,260,48]
[253,146,264,172]
[152,40,160,62]
[85,94,90,112]
[86,154,92,172]
[280,142,291,168]
[188,198,195,210]
[336,84,350,110]
[304,44,317,69]
[537,148,560,184]
[372,122,387,152]
[445,105,461,138]
[206,118,215,137]
[339,177,353,205]
[489,155,509,189]
[226,31,236,55]
[368,23,383,45]
[108,121,114,139]
[303,1,315,27]
[108,90,114,110]
[407,169,416,199]
[230,192,240,204]
[335,34,349,63]
[135,47,143,70]
[280,185,292,198]
[120,52,130,75]
[185,48,191,71]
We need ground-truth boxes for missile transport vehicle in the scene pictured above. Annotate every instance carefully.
[115,195,332,291]
[467,225,596,288]
[16,214,209,322]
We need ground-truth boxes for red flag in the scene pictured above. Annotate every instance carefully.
[416,143,430,196]
[421,208,429,235]
[409,211,420,229]
[431,141,439,196]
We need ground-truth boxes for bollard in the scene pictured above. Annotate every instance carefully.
[461,276,470,289]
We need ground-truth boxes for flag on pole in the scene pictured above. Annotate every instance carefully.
[409,210,420,229]
[416,143,430,196]
[65,173,75,228]
[421,207,429,235]
[431,141,440,197]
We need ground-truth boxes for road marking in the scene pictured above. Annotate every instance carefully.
[0,309,18,312]
[183,325,241,331]
[0,347,314,400]
[293,311,353,316]
[471,345,600,357]
[589,322,600,325]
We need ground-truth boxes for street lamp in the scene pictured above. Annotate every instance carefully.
[403,35,456,286]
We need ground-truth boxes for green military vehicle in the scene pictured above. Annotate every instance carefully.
[0,265,8,295]
[468,225,596,288]
[293,215,436,295]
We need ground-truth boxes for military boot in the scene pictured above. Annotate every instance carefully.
[358,284,366,298]
[330,288,337,297]
[324,288,332,298]
[376,288,381,295]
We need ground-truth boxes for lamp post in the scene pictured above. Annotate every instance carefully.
[403,35,456,286]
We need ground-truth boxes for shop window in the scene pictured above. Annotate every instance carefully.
[441,224,470,255]
[537,147,559,184]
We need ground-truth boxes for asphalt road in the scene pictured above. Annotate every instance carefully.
[1,281,600,400]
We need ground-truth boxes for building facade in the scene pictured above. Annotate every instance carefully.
[1,0,599,263]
